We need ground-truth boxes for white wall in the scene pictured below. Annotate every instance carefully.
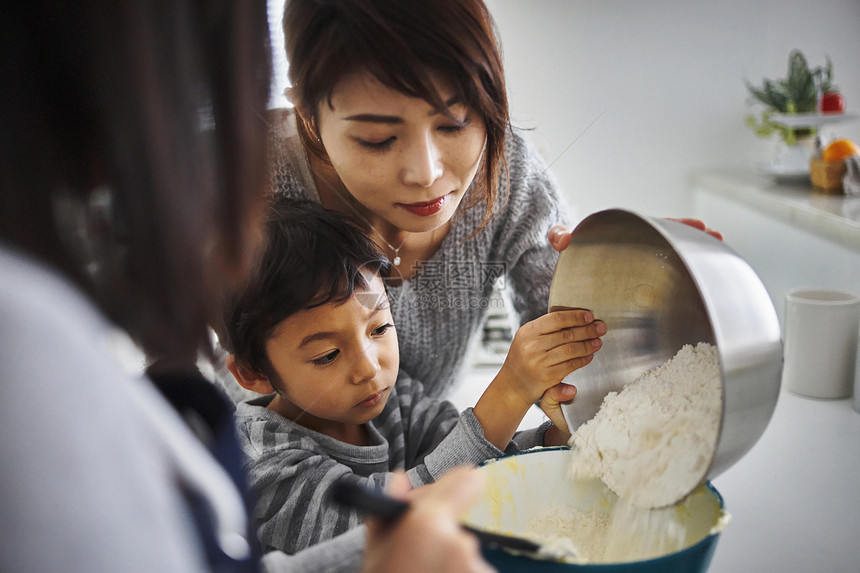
[486,0,860,223]
[268,0,290,109]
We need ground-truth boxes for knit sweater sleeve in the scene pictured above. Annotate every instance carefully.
[235,413,366,554]
[259,529,365,573]
[493,130,574,326]
[391,371,506,484]
[235,376,513,555]
[389,372,555,477]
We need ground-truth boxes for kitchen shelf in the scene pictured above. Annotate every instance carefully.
[769,112,858,129]
[691,169,860,253]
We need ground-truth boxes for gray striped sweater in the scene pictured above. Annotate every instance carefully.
[268,108,572,399]
[235,370,551,555]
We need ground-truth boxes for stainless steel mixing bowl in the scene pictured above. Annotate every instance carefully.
[549,209,782,481]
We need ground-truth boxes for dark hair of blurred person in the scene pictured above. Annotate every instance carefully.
[0,1,271,366]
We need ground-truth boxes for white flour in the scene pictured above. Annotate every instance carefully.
[524,506,610,563]
[568,342,722,508]
[519,342,722,563]
[523,496,692,563]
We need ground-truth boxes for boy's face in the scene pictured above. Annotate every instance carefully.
[264,274,399,441]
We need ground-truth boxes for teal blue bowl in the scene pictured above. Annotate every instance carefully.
[462,448,727,572]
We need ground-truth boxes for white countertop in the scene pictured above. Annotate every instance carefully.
[692,170,860,253]
[709,389,860,573]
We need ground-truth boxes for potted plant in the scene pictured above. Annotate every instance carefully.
[744,49,836,145]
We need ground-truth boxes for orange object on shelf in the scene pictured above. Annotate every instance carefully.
[821,139,860,162]
[809,157,847,193]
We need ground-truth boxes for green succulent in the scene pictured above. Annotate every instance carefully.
[744,50,835,144]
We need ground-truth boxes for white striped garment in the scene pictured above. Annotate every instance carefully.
[234,370,551,555]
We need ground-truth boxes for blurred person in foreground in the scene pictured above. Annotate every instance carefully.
[0,2,492,572]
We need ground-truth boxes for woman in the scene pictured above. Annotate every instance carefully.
[0,2,490,572]
[269,0,576,398]
[265,0,719,399]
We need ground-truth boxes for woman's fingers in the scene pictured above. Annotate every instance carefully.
[547,225,572,252]
[668,218,724,241]
[407,467,483,512]
[385,470,412,499]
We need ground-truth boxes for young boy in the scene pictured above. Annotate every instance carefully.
[219,197,605,555]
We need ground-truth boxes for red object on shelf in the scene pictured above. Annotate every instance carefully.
[820,92,846,114]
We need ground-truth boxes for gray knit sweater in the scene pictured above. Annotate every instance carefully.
[269,109,571,398]
[235,370,551,556]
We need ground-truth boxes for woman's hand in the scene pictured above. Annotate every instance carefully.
[362,469,493,573]
[547,219,723,253]
[547,225,573,252]
[666,218,723,241]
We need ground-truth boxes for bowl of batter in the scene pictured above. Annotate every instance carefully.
[461,448,729,572]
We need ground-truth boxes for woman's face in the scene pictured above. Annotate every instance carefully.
[315,71,487,234]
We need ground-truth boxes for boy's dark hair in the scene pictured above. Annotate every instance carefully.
[220,196,390,381]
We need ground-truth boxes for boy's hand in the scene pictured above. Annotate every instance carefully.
[539,383,575,446]
[500,309,605,408]
[473,308,605,450]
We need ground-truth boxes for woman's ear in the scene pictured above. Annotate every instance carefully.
[225,354,275,394]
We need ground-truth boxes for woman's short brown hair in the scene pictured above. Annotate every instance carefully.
[283,0,510,226]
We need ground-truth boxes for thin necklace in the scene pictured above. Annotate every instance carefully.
[362,222,407,266]
[313,165,407,266]
[384,237,407,267]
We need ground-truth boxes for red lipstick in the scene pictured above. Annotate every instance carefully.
[399,194,449,217]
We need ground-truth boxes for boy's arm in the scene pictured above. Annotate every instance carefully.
[239,373,577,556]
[381,372,508,483]
[392,372,552,481]
[237,403,498,556]
[393,371,498,467]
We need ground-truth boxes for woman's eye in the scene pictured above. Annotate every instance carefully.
[438,122,468,134]
[438,115,471,134]
[372,323,394,336]
[356,137,395,151]
[312,350,339,366]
